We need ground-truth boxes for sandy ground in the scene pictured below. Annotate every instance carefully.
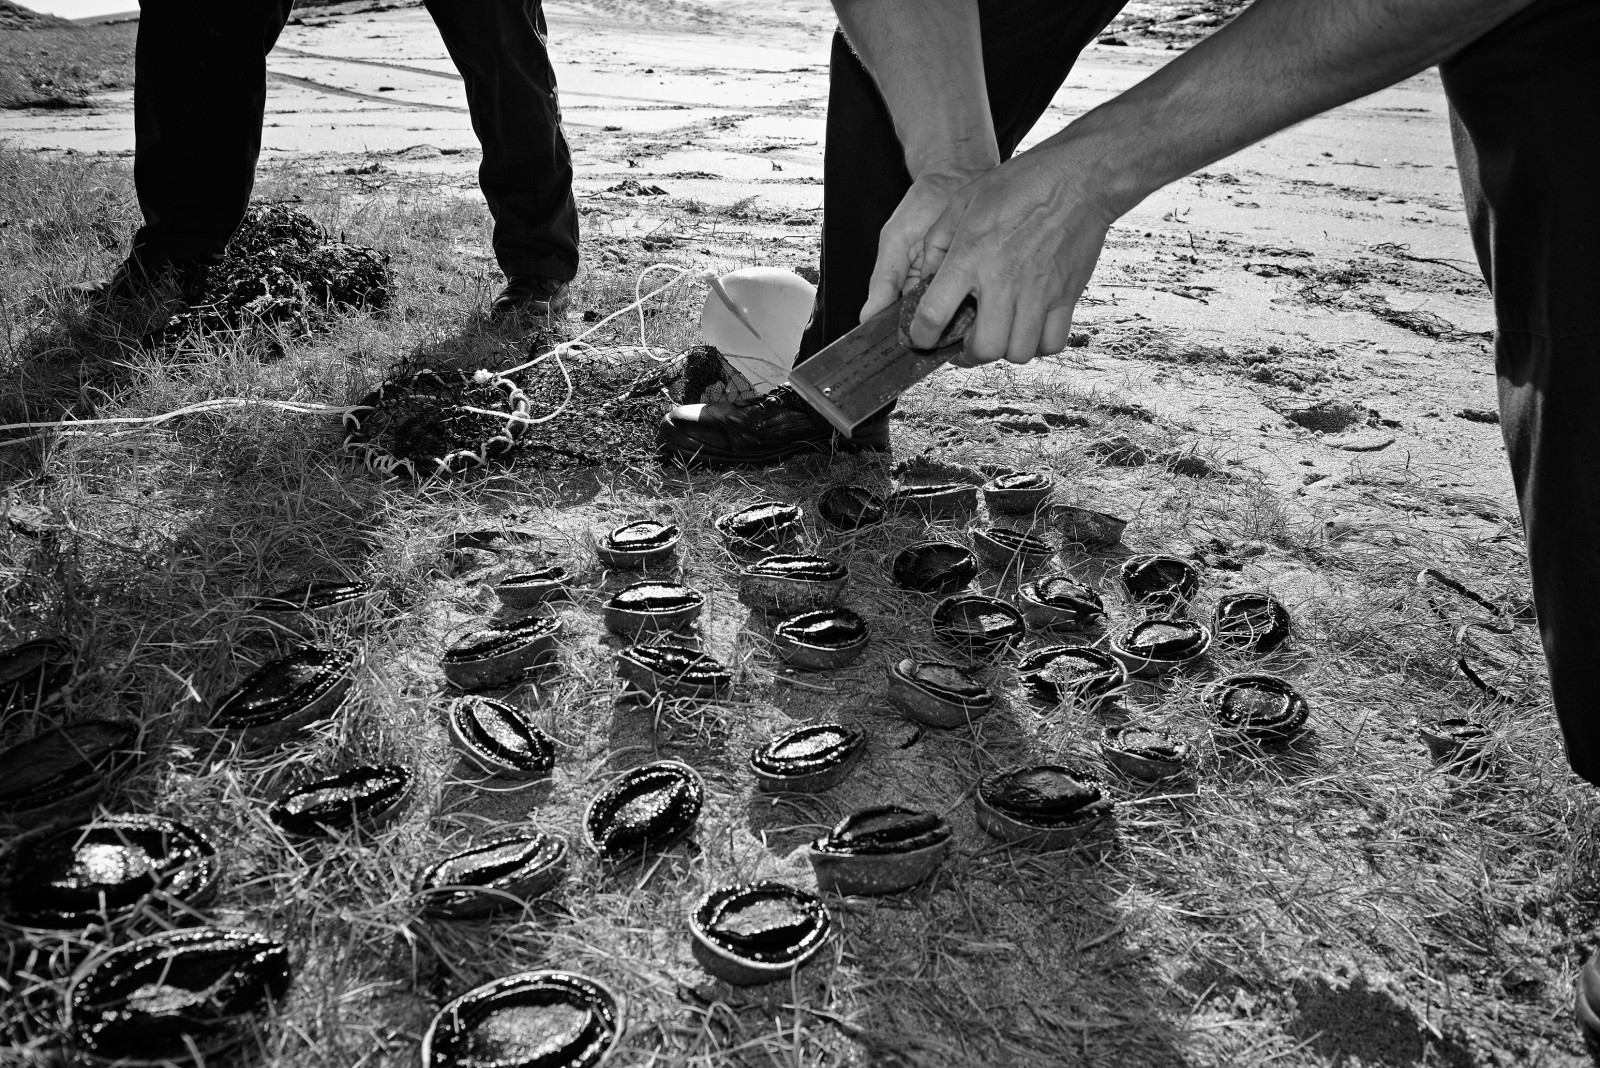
[0,0,1511,536]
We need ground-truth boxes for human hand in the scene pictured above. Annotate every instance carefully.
[859,166,995,325]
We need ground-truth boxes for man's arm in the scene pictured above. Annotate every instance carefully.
[896,0,1537,362]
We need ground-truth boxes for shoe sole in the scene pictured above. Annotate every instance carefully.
[659,436,888,469]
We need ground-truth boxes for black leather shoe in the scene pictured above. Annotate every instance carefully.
[490,275,571,322]
[1578,952,1600,1061]
[657,384,889,467]
[71,255,209,309]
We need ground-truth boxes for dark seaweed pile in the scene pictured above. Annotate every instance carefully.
[346,356,525,477]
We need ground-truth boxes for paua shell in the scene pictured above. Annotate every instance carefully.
[0,720,141,822]
[0,636,74,718]
[447,696,557,780]
[616,644,733,700]
[1016,575,1106,630]
[1099,724,1191,783]
[886,658,994,728]
[899,275,976,350]
[930,595,1026,663]
[771,608,870,671]
[1108,618,1212,678]
[1119,554,1201,609]
[250,579,376,620]
[442,614,563,690]
[65,927,291,1065]
[1211,592,1292,653]
[1016,645,1127,708]
[969,526,1055,572]
[414,833,569,919]
[738,554,848,614]
[715,502,807,554]
[689,882,833,986]
[809,806,952,896]
[817,484,885,532]
[892,541,978,595]
[268,764,412,838]
[982,470,1056,515]
[602,582,705,638]
[421,971,621,1068]
[3,814,219,929]
[597,519,680,569]
[891,481,979,520]
[209,646,356,741]
[1416,717,1494,770]
[749,723,864,793]
[493,565,570,610]
[1203,673,1310,743]
[975,763,1113,848]
[584,761,704,861]
[1049,505,1128,549]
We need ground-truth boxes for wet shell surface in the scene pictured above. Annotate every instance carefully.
[1119,554,1202,609]
[602,581,705,637]
[715,502,807,554]
[0,719,141,822]
[892,541,979,595]
[809,806,952,896]
[738,554,848,614]
[616,644,733,700]
[930,594,1027,663]
[891,481,979,519]
[1203,673,1310,742]
[0,636,74,718]
[1049,504,1128,549]
[493,565,570,610]
[66,927,291,1064]
[597,519,680,569]
[749,723,865,793]
[447,696,557,779]
[421,970,620,1068]
[1417,717,1494,769]
[1108,618,1212,678]
[250,579,375,618]
[442,615,563,690]
[1211,591,1292,653]
[414,833,569,919]
[970,526,1055,572]
[817,484,886,532]
[1100,724,1191,783]
[886,658,994,728]
[584,761,705,861]
[209,646,356,741]
[771,607,870,671]
[975,763,1113,848]
[4,814,219,929]
[690,881,833,986]
[268,764,412,838]
[1017,645,1127,708]
[982,470,1056,515]
[1016,575,1106,630]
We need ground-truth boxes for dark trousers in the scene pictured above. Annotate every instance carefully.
[132,0,578,281]
[1441,0,1600,785]
[794,0,1127,365]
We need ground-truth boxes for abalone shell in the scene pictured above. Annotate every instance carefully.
[447,696,557,779]
[1016,645,1127,707]
[771,607,870,671]
[1203,673,1309,742]
[414,833,569,919]
[1099,724,1191,783]
[597,519,680,569]
[421,971,621,1068]
[1119,554,1201,608]
[891,481,979,520]
[930,594,1026,663]
[982,470,1056,515]
[4,814,219,929]
[209,646,356,740]
[494,566,570,610]
[816,484,885,532]
[715,502,806,554]
[809,806,952,895]
[1109,618,1211,678]
[975,763,1112,847]
[65,927,291,1064]
[442,614,562,690]
[690,882,833,986]
[584,761,704,861]
[749,723,864,792]
[886,658,994,728]
[738,554,848,614]
[1049,505,1127,549]
[250,579,374,617]
[0,636,74,718]
[602,582,704,637]
[268,764,412,838]
[898,275,975,350]
[1211,592,1292,653]
[891,541,978,595]
[0,720,141,822]
[1016,575,1105,630]
[969,526,1055,572]
[1416,717,1494,770]
[616,644,733,700]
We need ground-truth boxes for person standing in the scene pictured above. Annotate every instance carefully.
[83,0,578,322]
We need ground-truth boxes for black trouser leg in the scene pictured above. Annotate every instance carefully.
[1441,0,1600,784]
[131,0,295,264]
[424,0,579,282]
[795,0,1127,367]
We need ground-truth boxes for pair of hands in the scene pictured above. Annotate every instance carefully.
[861,141,1121,367]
